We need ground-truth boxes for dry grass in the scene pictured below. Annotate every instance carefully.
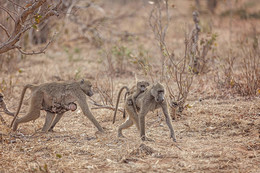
[1,96,259,172]
[1,0,260,172]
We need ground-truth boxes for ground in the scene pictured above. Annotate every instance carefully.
[0,0,260,172]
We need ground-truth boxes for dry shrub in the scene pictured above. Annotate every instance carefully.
[235,32,260,96]
[216,28,260,96]
[94,73,114,106]
[148,1,217,119]
[148,1,195,119]
[97,44,136,77]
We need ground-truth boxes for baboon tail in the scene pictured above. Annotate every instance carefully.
[122,91,130,119]
[10,84,33,128]
[112,86,129,124]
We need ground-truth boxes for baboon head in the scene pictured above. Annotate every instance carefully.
[79,79,94,97]
[137,81,150,92]
[151,83,165,103]
[69,102,77,111]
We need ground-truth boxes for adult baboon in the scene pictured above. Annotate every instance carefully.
[118,82,176,142]
[11,79,104,133]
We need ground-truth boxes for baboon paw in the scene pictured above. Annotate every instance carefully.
[95,130,104,136]
[98,128,105,133]
[118,134,126,138]
[40,130,48,134]
[171,136,177,142]
[141,136,154,142]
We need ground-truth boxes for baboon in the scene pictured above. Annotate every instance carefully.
[13,84,77,114]
[118,82,176,142]
[11,79,104,133]
[45,102,77,114]
[128,81,149,115]
[113,81,150,124]
[0,93,14,116]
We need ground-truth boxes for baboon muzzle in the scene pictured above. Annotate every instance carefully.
[156,98,164,103]
[87,91,94,97]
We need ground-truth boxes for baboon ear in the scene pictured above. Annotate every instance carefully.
[80,79,84,84]
[150,87,156,97]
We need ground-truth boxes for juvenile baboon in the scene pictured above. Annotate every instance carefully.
[118,82,176,142]
[128,81,149,115]
[11,79,104,133]
[113,81,150,124]
[0,93,14,116]
[45,102,77,114]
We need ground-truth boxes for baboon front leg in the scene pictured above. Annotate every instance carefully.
[42,111,55,132]
[139,107,149,141]
[77,96,104,132]
[161,103,176,142]
[48,113,64,132]
[118,118,133,138]
[139,115,146,141]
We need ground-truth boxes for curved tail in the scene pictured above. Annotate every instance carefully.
[122,91,130,119]
[112,86,129,124]
[10,84,35,128]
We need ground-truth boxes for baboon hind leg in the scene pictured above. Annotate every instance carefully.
[118,118,133,138]
[12,92,43,131]
[42,111,55,132]
[48,113,64,132]
[125,104,140,130]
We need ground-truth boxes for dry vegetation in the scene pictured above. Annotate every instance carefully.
[1,0,260,172]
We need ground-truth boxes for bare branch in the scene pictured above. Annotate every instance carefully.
[91,105,124,113]
[0,24,11,38]
[16,32,57,55]
[13,0,47,37]
[89,100,123,113]
[0,6,16,22]
[0,25,31,54]
[0,0,62,54]
[7,0,25,10]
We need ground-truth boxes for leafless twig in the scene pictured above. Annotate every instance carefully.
[89,99,123,113]
[0,0,62,54]
[16,32,57,55]
[0,23,11,38]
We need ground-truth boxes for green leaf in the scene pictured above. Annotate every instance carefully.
[32,24,38,30]
[56,154,62,158]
